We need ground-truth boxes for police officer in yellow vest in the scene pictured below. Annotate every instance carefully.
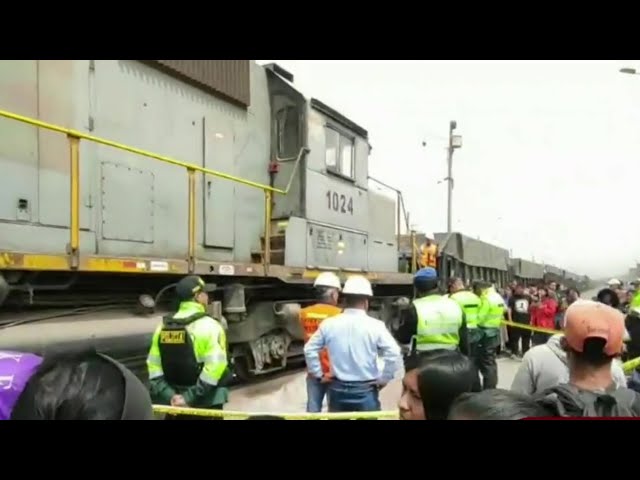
[146,275,230,419]
[473,280,505,390]
[393,267,468,357]
[448,277,482,390]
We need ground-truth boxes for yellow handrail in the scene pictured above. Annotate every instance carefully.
[0,108,298,273]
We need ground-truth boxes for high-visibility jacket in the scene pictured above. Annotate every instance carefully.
[147,301,228,407]
[419,243,438,268]
[478,288,505,329]
[300,303,341,375]
[413,294,464,352]
[631,291,640,310]
[449,290,481,329]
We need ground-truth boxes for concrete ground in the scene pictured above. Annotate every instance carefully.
[226,357,522,415]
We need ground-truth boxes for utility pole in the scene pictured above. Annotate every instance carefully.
[446,121,462,233]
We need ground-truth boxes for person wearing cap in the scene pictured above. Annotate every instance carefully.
[535,300,640,417]
[393,268,468,358]
[147,275,230,419]
[475,280,505,390]
[511,310,627,396]
[303,275,401,412]
[299,272,342,412]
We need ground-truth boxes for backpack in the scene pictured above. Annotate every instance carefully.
[536,383,640,417]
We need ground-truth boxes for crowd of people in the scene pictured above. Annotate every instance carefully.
[4,271,640,420]
[395,287,640,419]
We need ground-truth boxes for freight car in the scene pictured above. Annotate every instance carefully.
[0,60,414,379]
[398,232,512,288]
[510,258,545,286]
[434,232,511,287]
[398,233,588,292]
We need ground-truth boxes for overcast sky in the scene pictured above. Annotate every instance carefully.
[259,60,640,278]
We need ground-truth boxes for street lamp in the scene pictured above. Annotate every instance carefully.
[446,121,462,233]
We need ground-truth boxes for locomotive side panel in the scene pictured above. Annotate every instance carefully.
[88,60,270,263]
[0,60,97,253]
[0,61,39,225]
[305,221,368,270]
[0,60,271,265]
[367,190,397,273]
[305,170,369,233]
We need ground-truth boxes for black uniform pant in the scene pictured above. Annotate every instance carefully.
[468,340,483,392]
[507,322,532,356]
[477,331,500,390]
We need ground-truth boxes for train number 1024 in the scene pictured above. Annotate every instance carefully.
[326,190,354,215]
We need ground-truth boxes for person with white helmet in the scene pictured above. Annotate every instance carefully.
[299,272,342,412]
[304,275,402,412]
[608,278,622,289]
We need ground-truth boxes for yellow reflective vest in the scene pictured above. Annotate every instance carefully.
[478,288,505,329]
[449,290,481,329]
[413,294,464,351]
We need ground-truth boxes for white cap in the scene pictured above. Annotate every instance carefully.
[342,275,373,297]
[608,278,622,286]
[313,272,341,290]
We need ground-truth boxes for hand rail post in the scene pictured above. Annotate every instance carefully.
[396,190,401,256]
[68,134,81,269]
[264,189,272,275]
[410,229,416,274]
[187,168,196,273]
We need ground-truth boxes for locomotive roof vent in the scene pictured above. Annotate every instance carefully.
[263,63,294,83]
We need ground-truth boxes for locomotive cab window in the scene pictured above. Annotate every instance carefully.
[276,106,300,158]
[325,125,355,180]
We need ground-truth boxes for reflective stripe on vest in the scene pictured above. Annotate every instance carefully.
[413,294,463,351]
[449,290,481,329]
[478,289,505,329]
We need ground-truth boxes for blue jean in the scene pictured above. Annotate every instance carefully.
[306,376,329,412]
[327,380,380,413]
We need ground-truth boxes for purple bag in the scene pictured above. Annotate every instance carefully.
[0,351,42,420]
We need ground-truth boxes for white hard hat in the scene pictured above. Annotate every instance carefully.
[313,272,341,290]
[342,275,373,297]
[608,278,621,286]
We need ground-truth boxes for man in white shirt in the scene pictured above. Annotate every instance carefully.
[304,275,402,412]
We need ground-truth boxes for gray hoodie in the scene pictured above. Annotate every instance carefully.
[510,334,627,395]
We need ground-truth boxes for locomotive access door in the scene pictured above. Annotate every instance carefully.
[202,117,235,249]
[0,60,93,232]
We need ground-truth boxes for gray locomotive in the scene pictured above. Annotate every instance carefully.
[0,60,588,380]
[0,60,411,379]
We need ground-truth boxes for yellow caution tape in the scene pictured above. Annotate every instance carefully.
[501,320,561,336]
[152,404,399,420]
[623,356,640,374]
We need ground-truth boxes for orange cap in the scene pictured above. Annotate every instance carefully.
[563,300,625,356]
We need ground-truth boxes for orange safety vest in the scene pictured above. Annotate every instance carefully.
[299,303,341,375]
[420,243,438,268]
